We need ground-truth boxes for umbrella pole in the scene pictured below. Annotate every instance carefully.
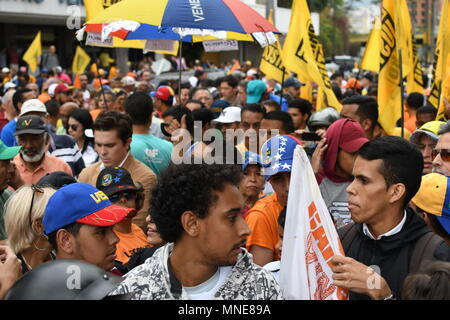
[280,66,285,106]
[178,39,183,106]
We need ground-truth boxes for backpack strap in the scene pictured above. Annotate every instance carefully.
[409,231,445,274]
[337,223,358,253]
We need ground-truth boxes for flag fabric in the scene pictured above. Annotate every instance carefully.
[360,18,381,73]
[260,9,289,83]
[281,0,341,111]
[377,0,404,135]
[432,0,450,119]
[84,0,105,21]
[72,46,91,75]
[279,145,348,300]
[22,31,42,73]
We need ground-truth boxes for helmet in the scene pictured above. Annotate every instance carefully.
[5,259,127,300]
[308,107,340,131]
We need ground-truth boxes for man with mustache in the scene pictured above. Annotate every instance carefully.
[12,115,72,185]
[432,121,450,175]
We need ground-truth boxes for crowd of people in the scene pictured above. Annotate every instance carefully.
[0,51,449,301]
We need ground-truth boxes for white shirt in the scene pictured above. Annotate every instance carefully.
[184,266,232,300]
[362,211,407,240]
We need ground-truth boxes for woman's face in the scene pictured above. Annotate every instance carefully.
[68,117,84,141]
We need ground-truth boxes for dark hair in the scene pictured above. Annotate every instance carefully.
[218,75,238,88]
[263,111,295,134]
[44,99,60,118]
[331,82,343,102]
[189,87,211,99]
[198,78,214,89]
[357,136,424,207]
[342,95,379,131]
[150,164,243,243]
[241,103,266,116]
[125,92,153,125]
[193,108,215,125]
[93,110,132,144]
[416,105,437,118]
[162,106,194,136]
[278,207,286,229]
[406,92,425,110]
[12,88,32,111]
[261,100,281,111]
[185,99,205,109]
[69,109,94,152]
[194,70,205,78]
[288,98,313,118]
[402,260,450,299]
[47,222,83,252]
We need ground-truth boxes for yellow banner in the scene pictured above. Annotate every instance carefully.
[72,46,91,75]
[85,0,124,21]
[22,31,42,73]
[361,18,381,73]
[281,0,341,111]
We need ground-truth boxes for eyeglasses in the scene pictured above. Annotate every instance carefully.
[29,185,44,229]
[433,149,450,161]
[68,124,79,131]
[109,191,137,203]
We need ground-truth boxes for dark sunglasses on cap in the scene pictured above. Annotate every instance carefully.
[109,191,137,203]
[433,149,450,161]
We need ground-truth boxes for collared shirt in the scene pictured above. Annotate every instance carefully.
[13,152,73,185]
[99,152,130,171]
[362,211,407,240]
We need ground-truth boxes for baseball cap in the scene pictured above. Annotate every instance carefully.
[213,106,241,124]
[410,121,446,145]
[242,151,263,171]
[260,135,302,179]
[411,173,450,235]
[361,73,374,82]
[14,115,46,136]
[96,167,139,197]
[20,99,47,116]
[331,119,369,153]
[37,171,77,189]
[246,80,267,104]
[1,67,10,73]
[283,77,304,88]
[54,83,70,95]
[343,78,361,89]
[0,139,21,160]
[3,82,16,91]
[121,76,136,87]
[43,182,133,235]
[151,86,174,102]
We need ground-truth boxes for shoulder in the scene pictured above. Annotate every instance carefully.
[247,194,280,218]
[434,241,450,262]
[129,156,157,178]
[79,162,100,180]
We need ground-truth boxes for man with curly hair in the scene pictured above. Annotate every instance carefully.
[109,163,283,300]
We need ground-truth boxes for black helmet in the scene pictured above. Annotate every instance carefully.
[5,259,127,300]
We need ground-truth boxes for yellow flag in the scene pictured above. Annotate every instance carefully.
[360,18,381,73]
[260,9,289,83]
[85,0,125,20]
[72,46,91,75]
[22,31,42,73]
[377,0,406,135]
[432,0,450,119]
[281,0,341,111]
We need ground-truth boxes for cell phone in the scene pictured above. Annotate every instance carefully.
[300,132,322,141]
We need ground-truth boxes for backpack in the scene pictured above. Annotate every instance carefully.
[338,223,444,274]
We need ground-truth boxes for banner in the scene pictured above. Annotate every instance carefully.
[72,46,91,75]
[22,31,42,73]
[202,40,239,52]
[281,0,341,111]
[360,18,381,73]
[279,146,348,300]
[260,9,289,83]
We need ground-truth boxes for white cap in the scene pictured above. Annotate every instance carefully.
[2,67,10,73]
[20,99,47,116]
[3,82,16,91]
[48,83,58,97]
[121,76,136,87]
[213,106,241,124]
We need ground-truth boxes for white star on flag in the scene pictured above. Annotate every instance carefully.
[278,146,286,153]
[280,136,287,142]
[274,153,282,161]
[272,163,280,170]
[281,163,291,170]
[280,141,287,146]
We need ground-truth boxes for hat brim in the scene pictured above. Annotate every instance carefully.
[14,129,46,136]
[410,130,439,145]
[246,95,262,104]
[264,160,293,180]
[76,204,133,227]
[103,185,139,197]
[436,215,450,235]
[0,146,21,160]
[340,137,369,153]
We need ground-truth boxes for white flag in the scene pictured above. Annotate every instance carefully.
[279,145,348,300]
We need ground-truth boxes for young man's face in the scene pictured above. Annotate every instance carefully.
[180,88,190,106]
[346,157,393,225]
[219,82,237,103]
[416,134,436,174]
[94,130,131,167]
[269,172,291,207]
[288,108,308,130]
[71,225,119,271]
[286,86,300,99]
[197,183,250,266]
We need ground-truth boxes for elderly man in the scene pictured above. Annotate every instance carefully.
[432,120,450,175]
[13,115,72,184]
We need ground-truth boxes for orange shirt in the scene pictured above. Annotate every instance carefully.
[245,193,283,260]
[13,153,73,185]
[405,115,417,133]
[114,223,151,264]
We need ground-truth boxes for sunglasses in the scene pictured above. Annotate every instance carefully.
[109,191,137,203]
[68,124,79,131]
[29,184,44,229]
[433,149,450,161]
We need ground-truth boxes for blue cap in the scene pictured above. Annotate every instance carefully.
[242,151,263,170]
[43,183,132,235]
[260,135,301,179]
[283,77,304,88]
[246,80,267,103]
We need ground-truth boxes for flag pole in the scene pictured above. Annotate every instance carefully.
[280,66,286,105]
[178,39,183,106]
[399,49,404,138]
